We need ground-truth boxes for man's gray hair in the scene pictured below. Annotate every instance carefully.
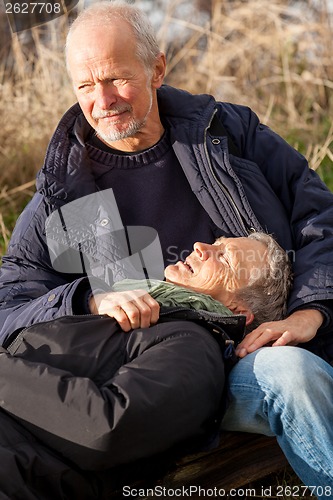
[235,232,293,332]
[65,0,161,74]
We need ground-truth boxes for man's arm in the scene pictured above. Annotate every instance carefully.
[0,194,89,345]
[219,103,333,330]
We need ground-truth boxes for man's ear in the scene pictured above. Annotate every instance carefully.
[151,52,166,89]
[228,301,254,326]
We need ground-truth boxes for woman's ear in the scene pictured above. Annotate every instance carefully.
[228,301,254,326]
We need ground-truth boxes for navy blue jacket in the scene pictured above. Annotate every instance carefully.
[1,85,333,357]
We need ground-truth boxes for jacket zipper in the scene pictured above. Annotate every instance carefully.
[204,109,250,236]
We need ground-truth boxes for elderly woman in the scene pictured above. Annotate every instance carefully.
[91,232,292,334]
[0,233,291,498]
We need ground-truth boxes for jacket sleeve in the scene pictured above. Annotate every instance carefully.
[0,193,89,345]
[218,104,333,316]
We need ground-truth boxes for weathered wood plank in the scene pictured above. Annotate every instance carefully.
[105,432,287,499]
[166,432,287,490]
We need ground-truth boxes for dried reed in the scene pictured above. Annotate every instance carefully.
[0,0,332,255]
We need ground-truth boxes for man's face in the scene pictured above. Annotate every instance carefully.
[164,237,268,307]
[67,20,164,148]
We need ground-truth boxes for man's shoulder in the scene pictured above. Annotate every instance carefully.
[157,85,255,130]
[157,85,216,122]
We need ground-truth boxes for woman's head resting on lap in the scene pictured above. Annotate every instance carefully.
[164,233,292,331]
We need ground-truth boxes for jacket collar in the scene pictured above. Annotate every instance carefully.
[157,84,216,132]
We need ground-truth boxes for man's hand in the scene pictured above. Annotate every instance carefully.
[89,290,160,332]
[236,309,324,358]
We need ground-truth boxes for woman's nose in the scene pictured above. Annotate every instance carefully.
[193,242,210,261]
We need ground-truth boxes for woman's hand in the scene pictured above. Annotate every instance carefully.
[89,290,160,332]
[235,309,324,358]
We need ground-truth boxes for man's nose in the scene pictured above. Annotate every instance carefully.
[95,83,117,110]
[193,242,210,261]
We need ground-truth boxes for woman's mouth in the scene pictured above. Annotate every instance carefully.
[183,259,194,273]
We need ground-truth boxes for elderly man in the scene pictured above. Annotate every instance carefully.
[0,0,333,496]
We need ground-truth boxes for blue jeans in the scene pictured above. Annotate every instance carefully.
[221,346,333,500]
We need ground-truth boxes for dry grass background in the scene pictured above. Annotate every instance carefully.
[0,13,76,248]
[0,2,332,496]
[1,0,333,252]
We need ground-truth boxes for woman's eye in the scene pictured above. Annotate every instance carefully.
[219,253,229,266]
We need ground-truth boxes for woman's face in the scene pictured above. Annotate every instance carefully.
[164,237,267,306]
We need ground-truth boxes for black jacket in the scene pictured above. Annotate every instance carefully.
[0,313,228,497]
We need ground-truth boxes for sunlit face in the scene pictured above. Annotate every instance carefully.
[67,20,165,149]
[164,237,268,307]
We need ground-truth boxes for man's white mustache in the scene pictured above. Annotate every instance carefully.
[92,105,131,120]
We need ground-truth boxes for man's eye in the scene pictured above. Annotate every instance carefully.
[78,84,92,92]
[112,79,126,86]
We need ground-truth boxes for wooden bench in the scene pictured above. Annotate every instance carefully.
[104,432,288,498]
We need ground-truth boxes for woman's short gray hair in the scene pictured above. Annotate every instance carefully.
[65,1,161,74]
[235,232,293,332]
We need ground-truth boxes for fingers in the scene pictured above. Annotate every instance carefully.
[110,304,135,332]
[112,294,158,331]
[235,326,274,358]
[236,323,300,358]
[236,323,288,357]
[236,325,271,358]
[90,290,160,331]
[142,293,160,325]
[271,331,289,347]
[272,330,296,347]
